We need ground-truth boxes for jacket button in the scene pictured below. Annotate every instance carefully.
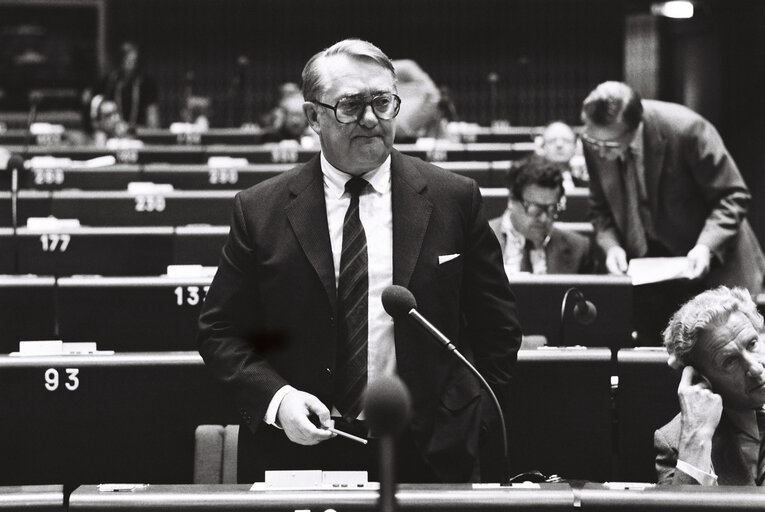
[325,368,333,378]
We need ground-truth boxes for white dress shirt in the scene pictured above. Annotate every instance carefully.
[264,153,396,424]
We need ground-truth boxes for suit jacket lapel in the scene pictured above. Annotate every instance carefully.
[285,155,337,313]
[391,150,432,288]
[545,229,572,273]
[596,157,627,234]
[642,108,666,216]
[713,415,755,485]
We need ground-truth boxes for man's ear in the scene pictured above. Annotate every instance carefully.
[303,102,321,134]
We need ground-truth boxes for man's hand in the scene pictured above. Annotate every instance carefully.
[677,366,722,471]
[606,246,628,275]
[276,390,334,445]
[685,245,712,280]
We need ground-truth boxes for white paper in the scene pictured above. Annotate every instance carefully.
[627,257,689,286]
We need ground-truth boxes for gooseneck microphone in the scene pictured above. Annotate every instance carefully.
[559,287,598,346]
[364,375,412,512]
[381,285,509,483]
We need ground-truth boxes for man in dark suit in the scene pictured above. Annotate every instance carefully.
[655,286,765,485]
[581,81,765,343]
[197,39,521,484]
[489,156,600,275]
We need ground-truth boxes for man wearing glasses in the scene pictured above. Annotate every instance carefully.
[581,81,764,341]
[490,156,601,275]
[198,39,520,483]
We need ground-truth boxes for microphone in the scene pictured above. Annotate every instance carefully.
[364,375,411,512]
[6,154,25,273]
[381,285,509,483]
[559,287,598,346]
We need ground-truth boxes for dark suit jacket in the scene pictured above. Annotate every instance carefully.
[586,100,765,294]
[197,149,522,482]
[655,413,755,485]
[488,217,600,274]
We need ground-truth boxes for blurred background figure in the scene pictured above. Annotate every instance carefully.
[392,59,441,140]
[535,121,589,189]
[91,98,129,146]
[261,90,315,145]
[95,41,160,129]
[490,155,601,276]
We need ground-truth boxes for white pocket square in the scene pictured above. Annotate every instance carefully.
[438,253,460,264]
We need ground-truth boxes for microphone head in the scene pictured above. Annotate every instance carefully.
[573,300,598,325]
[6,154,25,173]
[364,374,412,437]
[381,285,417,319]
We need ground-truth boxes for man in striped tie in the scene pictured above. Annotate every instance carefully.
[656,286,765,485]
[198,39,521,484]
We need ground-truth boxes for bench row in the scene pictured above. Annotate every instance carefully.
[0,274,632,355]
[0,188,590,227]
[4,142,534,165]
[0,348,677,487]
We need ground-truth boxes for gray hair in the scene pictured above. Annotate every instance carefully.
[663,286,763,366]
[580,81,643,131]
[301,39,397,102]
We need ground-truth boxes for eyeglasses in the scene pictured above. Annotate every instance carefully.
[312,93,401,124]
[580,132,632,150]
[519,199,566,219]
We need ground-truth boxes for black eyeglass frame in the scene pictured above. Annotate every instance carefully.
[311,93,401,124]
[580,131,636,150]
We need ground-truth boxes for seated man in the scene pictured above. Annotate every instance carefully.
[536,121,588,189]
[489,156,600,275]
[655,286,765,485]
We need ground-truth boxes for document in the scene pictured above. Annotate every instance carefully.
[627,257,689,286]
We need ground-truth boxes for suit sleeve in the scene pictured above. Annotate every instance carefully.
[682,118,751,262]
[654,427,708,485]
[584,149,623,254]
[461,182,522,391]
[197,192,289,433]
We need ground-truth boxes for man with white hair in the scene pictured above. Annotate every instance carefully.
[656,286,765,485]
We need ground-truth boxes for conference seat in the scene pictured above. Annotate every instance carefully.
[507,347,613,482]
[615,348,681,482]
[194,424,239,484]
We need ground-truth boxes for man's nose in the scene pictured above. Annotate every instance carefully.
[744,353,765,377]
[358,105,378,127]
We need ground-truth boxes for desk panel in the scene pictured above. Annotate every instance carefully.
[143,163,289,190]
[49,190,235,227]
[70,483,575,512]
[20,165,141,191]
[0,485,64,512]
[16,227,174,276]
[0,353,237,487]
[57,276,213,351]
[508,348,613,482]
[0,191,53,228]
[0,276,57,354]
[616,349,680,483]
[479,188,589,222]
[173,226,228,266]
[578,483,765,511]
[507,274,633,349]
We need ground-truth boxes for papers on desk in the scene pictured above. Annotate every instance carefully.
[627,257,689,286]
[11,340,114,356]
[251,470,378,491]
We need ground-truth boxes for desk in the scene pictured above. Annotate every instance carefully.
[0,275,57,354]
[69,483,576,511]
[57,276,213,351]
[507,274,633,349]
[15,226,174,276]
[0,352,236,487]
[0,485,64,512]
[577,483,765,511]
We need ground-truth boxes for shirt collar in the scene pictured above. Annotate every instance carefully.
[725,406,763,441]
[501,206,551,248]
[320,152,391,199]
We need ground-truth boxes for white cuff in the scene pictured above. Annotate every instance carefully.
[676,459,718,486]
[263,385,296,427]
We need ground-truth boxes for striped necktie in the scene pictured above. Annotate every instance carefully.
[334,177,369,422]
